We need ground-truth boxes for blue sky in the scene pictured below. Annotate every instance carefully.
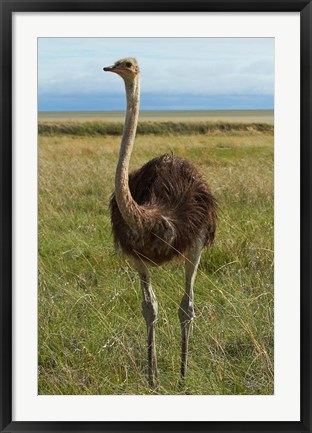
[38,38,274,111]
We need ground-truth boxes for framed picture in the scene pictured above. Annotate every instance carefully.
[1,0,311,432]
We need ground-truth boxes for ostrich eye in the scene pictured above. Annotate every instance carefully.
[126,62,132,68]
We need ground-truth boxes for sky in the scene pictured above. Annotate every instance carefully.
[38,38,274,112]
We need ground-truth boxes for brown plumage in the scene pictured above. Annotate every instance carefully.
[103,57,217,385]
[110,153,217,265]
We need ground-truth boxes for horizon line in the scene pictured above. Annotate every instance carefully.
[38,108,274,113]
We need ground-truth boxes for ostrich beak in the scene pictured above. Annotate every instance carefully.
[103,65,115,72]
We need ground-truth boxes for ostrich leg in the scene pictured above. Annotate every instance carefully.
[134,260,158,385]
[178,239,203,378]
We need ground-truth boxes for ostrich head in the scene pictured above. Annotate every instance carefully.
[103,57,139,80]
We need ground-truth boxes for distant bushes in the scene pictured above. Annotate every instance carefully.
[38,120,273,136]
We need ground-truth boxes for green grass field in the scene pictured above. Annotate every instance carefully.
[38,115,274,395]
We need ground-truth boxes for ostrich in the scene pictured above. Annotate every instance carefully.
[103,58,217,385]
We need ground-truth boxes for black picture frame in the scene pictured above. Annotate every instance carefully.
[1,1,311,432]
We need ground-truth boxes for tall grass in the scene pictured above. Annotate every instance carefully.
[38,120,274,136]
[38,131,274,395]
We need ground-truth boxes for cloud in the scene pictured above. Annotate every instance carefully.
[38,37,274,110]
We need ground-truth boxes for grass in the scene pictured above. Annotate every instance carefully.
[38,120,273,136]
[38,128,274,395]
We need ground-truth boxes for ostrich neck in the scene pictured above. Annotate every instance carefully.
[115,75,142,228]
